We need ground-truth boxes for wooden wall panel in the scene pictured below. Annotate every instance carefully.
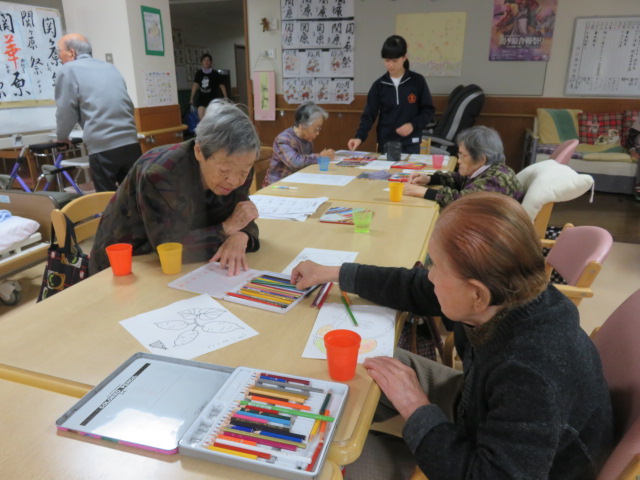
[253,95,639,172]
[134,105,184,153]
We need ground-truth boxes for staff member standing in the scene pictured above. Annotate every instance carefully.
[190,53,228,120]
[55,33,141,192]
[348,35,435,154]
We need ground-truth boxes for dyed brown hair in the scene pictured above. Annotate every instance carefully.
[431,192,547,307]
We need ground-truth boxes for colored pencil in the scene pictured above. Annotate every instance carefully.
[249,394,310,409]
[241,400,335,421]
[212,441,271,459]
[259,373,311,385]
[340,295,359,326]
[208,444,259,460]
[317,282,333,309]
[305,440,324,471]
[225,292,289,309]
[256,378,323,393]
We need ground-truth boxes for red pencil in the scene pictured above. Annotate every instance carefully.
[306,440,324,471]
[317,282,333,309]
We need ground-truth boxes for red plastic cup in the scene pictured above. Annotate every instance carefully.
[105,243,133,276]
[432,154,444,169]
[324,329,361,381]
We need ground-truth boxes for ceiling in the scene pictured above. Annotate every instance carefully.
[169,0,244,18]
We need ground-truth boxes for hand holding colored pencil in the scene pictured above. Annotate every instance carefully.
[340,291,358,326]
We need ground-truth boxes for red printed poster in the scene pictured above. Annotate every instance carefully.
[490,0,557,61]
[253,70,275,121]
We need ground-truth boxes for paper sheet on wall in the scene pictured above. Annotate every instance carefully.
[281,247,359,276]
[120,294,258,360]
[249,194,328,221]
[302,303,396,363]
[280,172,355,186]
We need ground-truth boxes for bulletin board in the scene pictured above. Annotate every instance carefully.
[565,16,640,97]
[0,1,62,105]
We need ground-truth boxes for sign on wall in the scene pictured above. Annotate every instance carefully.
[0,1,62,103]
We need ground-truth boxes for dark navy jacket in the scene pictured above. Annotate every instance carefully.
[355,69,435,151]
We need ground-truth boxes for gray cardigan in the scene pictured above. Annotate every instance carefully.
[339,263,613,480]
[55,53,138,155]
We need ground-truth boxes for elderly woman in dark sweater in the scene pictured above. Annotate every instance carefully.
[291,192,612,480]
[404,126,523,208]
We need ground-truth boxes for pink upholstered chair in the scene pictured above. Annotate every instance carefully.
[592,290,640,480]
[550,138,579,165]
[544,225,613,306]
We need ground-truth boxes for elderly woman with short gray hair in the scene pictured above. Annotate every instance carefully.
[262,101,335,186]
[404,126,523,208]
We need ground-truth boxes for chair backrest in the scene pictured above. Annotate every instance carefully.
[432,84,485,143]
[550,139,579,165]
[545,225,613,286]
[592,290,640,480]
[51,191,114,243]
[250,146,273,194]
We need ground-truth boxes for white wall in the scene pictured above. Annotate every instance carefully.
[246,0,640,98]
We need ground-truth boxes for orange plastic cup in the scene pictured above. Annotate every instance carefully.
[105,243,133,276]
[388,181,404,202]
[432,154,444,169]
[157,242,183,275]
[324,329,361,381]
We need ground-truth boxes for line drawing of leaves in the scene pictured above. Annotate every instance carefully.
[178,308,205,322]
[156,320,190,330]
[201,321,242,334]
[174,329,199,346]
[201,308,226,320]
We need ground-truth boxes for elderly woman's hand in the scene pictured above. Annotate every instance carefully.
[403,183,428,198]
[409,172,430,186]
[222,200,259,235]
[364,356,430,420]
[210,232,250,276]
[291,260,340,290]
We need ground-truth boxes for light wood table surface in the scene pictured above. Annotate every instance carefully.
[0,379,342,480]
[258,158,456,207]
[0,202,438,468]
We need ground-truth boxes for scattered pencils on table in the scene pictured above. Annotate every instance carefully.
[311,282,333,308]
[340,291,359,326]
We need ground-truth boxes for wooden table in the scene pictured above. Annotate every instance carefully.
[257,157,456,207]
[0,379,342,479]
[0,202,438,469]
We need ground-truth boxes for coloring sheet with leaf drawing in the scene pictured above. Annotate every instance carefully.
[120,295,258,359]
[302,303,396,363]
[281,247,359,276]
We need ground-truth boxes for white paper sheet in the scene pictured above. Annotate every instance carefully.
[249,195,328,221]
[377,153,409,161]
[301,303,396,363]
[335,149,370,156]
[356,159,395,170]
[168,262,259,299]
[407,154,451,167]
[120,295,259,360]
[280,172,356,186]
[281,247,359,276]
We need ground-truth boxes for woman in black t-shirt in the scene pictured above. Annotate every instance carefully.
[190,53,228,120]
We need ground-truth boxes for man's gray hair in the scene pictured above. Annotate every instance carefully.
[196,99,261,159]
[294,101,328,127]
[456,126,505,165]
[64,35,92,56]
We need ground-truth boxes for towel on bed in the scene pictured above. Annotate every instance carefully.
[0,210,40,251]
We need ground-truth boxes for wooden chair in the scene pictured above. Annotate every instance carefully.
[591,290,640,480]
[51,191,114,244]
[249,146,273,194]
[544,224,613,306]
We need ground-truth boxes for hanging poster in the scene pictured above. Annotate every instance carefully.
[0,2,62,103]
[281,0,354,104]
[490,0,557,61]
[253,70,276,121]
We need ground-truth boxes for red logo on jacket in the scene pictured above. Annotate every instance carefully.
[408,93,417,103]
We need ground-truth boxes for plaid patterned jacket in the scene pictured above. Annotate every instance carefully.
[89,139,259,273]
[262,127,318,186]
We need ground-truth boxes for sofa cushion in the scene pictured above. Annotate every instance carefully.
[578,112,623,145]
[622,110,640,148]
[536,108,581,144]
[516,160,594,220]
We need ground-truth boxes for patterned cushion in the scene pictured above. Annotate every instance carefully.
[536,108,581,144]
[578,112,623,145]
[622,110,640,148]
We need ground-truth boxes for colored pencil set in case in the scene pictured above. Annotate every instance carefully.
[224,272,313,314]
[56,353,348,480]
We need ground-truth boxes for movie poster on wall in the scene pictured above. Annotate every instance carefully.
[489,0,557,61]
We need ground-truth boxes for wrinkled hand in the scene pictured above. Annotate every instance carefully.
[210,232,250,276]
[290,260,340,290]
[395,123,414,137]
[222,201,259,236]
[364,356,430,420]
[403,183,428,198]
[320,148,336,161]
[347,138,362,151]
[408,172,430,186]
